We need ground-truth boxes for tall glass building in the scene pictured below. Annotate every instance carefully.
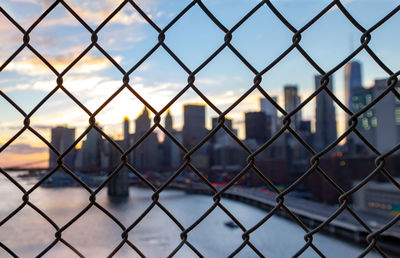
[314,75,337,151]
[344,61,362,110]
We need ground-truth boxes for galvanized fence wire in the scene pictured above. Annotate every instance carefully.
[0,0,399,257]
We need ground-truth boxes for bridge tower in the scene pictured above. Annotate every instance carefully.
[107,118,130,198]
[107,168,129,198]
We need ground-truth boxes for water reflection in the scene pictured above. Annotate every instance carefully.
[0,175,377,257]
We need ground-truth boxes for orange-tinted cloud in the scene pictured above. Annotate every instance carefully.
[0,145,48,168]
[5,52,116,75]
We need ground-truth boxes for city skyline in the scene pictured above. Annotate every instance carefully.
[38,89,400,220]
[2,0,400,166]
[2,64,400,168]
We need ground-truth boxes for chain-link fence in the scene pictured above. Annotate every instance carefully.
[1,0,400,257]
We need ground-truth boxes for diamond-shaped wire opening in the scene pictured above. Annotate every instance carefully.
[0,205,56,257]
[272,1,337,29]
[122,49,187,114]
[163,3,225,70]
[299,7,363,71]
[125,48,189,111]
[33,241,82,258]
[0,100,25,149]
[61,206,124,257]
[0,48,58,113]
[28,3,92,73]
[124,204,184,257]
[187,205,246,256]
[200,0,259,29]
[28,89,89,143]
[29,183,90,225]
[65,0,123,27]
[257,49,318,126]
[131,0,193,28]
[0,170,25,222]
[230,4,294,72]
[250,212,325,257]
[0,1,55,29]
[61,49,126,113]
[96,2,159,72]
[0,129,50,172]
[0,13,22,65]
[341,0,400,28]
[194,49,255,112]
[226,90,279,143]
[364,17,400,72]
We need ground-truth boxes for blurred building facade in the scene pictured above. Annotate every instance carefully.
[49,126,75,169]
[182,104,209,169]
[260,96,278,134]
[353,178,400,218]
[344,60,362,110]
[245,111,270,144]
[314,75,337,151]
[284,85,301,129]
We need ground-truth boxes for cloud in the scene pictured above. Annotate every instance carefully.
[0,1,156,60]
[0,12,23,62]
[1,75,117,94]
[8,0,51,3]
[24,0,152,28]
[5,125,53,131]
[330,0,358,11]
[2,143,47,154]
[1,84,30,93]
[5,58,50,76]
[196,77,225,86]
[1,74,262,141]
[341,0,358,4]
[0,149,48,168]
[4,52,116,76]
[65,6,149,26]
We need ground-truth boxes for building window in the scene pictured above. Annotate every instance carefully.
[362,118,370,130]
[371,117,377,127]
[396,108,400,125]
[366,94,372,104]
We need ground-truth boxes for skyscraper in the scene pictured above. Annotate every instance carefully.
[81,125,104,172]
[344,61,362,109]
[372,79,399,152]
[182,104,210,168]
[284,85,301,128]
[165,109,173,132]
[260,96,278,133]
[135,107,151,135]
[182,104,207,149]
[345,79,400,154]
[49,126,75,168]
[131,106,159,170]
[245,111,270,144]
[314,75,337,151]
[343,61,373,153]
[123,116,130,148]
[352,87,374,131]
[162,110,181,169]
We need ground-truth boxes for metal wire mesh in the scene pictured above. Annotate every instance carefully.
[0,0,399,257]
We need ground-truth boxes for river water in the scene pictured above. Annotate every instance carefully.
[0,174,377,257]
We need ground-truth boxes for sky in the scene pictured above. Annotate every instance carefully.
[0,0,399,167]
